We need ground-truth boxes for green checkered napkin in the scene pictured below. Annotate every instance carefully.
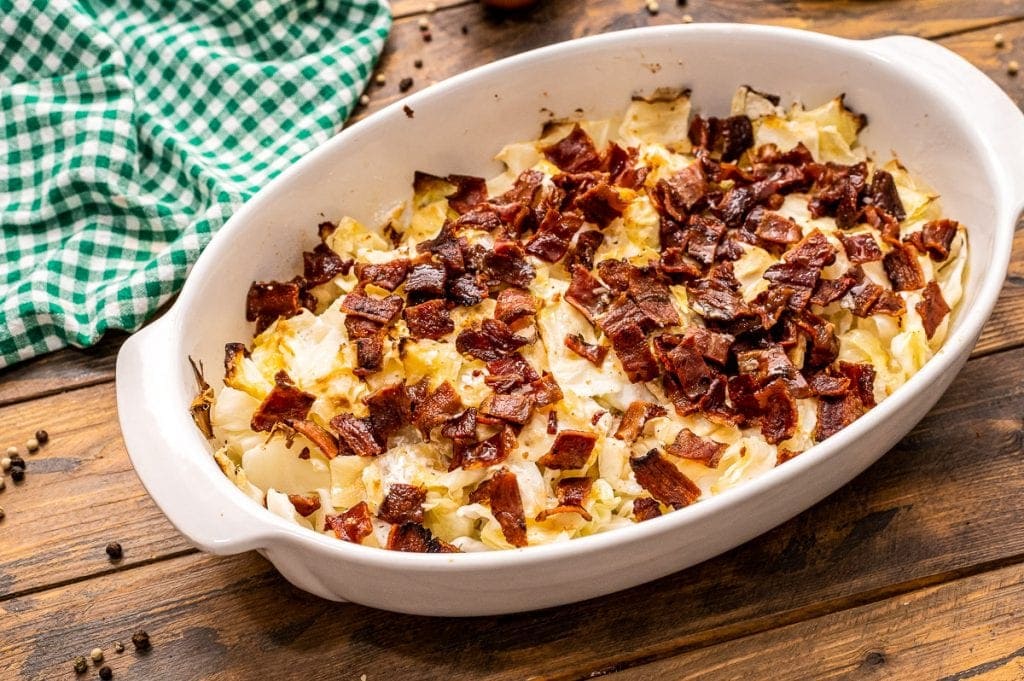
[0,0,391,368]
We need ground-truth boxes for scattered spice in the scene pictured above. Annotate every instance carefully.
[994,33,1005,48]
[646,0,660,15]
[422,30,433,42]
[113,642,124,654]
[374,73,386,86]
[25,437,39,453]
[9,455,25,470]
[682,13,694,22]
[418,17,430,30]
[399,77,414,92]
[403,105,415,118]
[35,429,49,445]
[1009,60,1020,76]
[98,666,113,680]
[359,94,371,107]
[106,542,123,560]
[414,58,424,69]
[131,631,151,652]
[0,457,9,471]
[90,648,104,663]
[10,468,24,483]
[461,24,469,34]
[73,656,88,674]
[4,446,16,456]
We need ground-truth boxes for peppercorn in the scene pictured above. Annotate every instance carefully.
[91,648,104,663]
[25,437,39,453]
[414,59,423,69]
[106,542,123,561]
[73,656,88,674]
[682,13,694,22]
[374,73,386,86]
[994,33,1005,48]
[9,455,25,470]
[131,631,151,652]
[10,468,24,483]
[646,0,660,15]
[461,24,469,34]
[98,665,113,680]
[113,642,124,654]
[422,30,432,42]
[358,94,370,107]
[35,429,49,445]
[1,456,10,471]
[399,77,414,93]
[4,446,16,457]
[1009,60,1020,76]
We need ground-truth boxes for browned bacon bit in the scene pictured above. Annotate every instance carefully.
[795,312,840,368]
[498,169,545,206]
[565,265,614,322]
[355,258,410,291]
[447,272,489,307]
[378,483,427,524]
[688,115,754,162]
[867,169,906,221]
[330,413,382,457]
[863,204,902,246]
[628,266,680,327]
[564,333,608,365]
[815,392,864,442]
[340,289,404,324]
[659,247,703,280]
[839,233,883,264]
[660,335,716,402]
[536,477,595,522]
[754,212,802,245]
[417,224,465,274]
[776,448,801,466]
[246,281,301,333]
[873,289,906,317]
[494,288,539,325]
[542,124,602,174]
[716,184,757,229]
[547,410,558,434]
[441,408,477,441]
[756,379,798,445]
[222,342,248,382]
[565,230,605,271]
[303,243,350,287]
[288,494,321,517]
[365,383,413,444]
[478,393,535,425]
[653,163,708,221]
[387,523,459,552]
[727,374,762,423]
[687,262,751,322]
[525,209,584,263]
[848,279,884,317]
[808,161,868,229]
[529,372,564,407]
[353,333,385,377]
[486,354,540,390]
[325,501,373,543]
[404,299,455,340]
[685,214,726,265]
[573,182,629,227]
[445,174,488,214]
[919,219,959,261]
[686,327,734,365]
[413,381,463,434]
[666,428,727,468]
[455,318,529,361]
[632,497,662,521]
[405,262,447,301]
[735,345,808,395]
[614,401,668,442]
[470,468,528,547]
[602,317,659,383]
[539,430,598,470]
[838,361,876,408]
[291,420,340,459]
[483,240,536,288]
[916,280,950,340]
[451,426,516,470]
[810,273,858,307]
[251,372,316,432]
[630,449,701,509]
[345,314,381,339]
[883,243,926,291]
[807,371,851,397]
[596,259,633,292]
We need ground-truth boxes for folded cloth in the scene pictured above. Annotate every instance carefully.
[0,0,391,368]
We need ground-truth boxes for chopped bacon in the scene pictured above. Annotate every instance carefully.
[919,219,959,261]
[494,288,538,325]
[547,411,558,434]
[686,214,727,265]
[807,371,851,397]
[573,182,629,227]
[688,115,754,162]
[324,501,373,543]
[848,279,884,317]
[867,169,906,221]
[659,247,702,280]
[538,430,598,470]
[445,174,488,213]
[525,208,583,263]
[447,272,489,308]
[288,493,321,517]
[469,468,528,547]
[455,318,529,361]
[330,413,382,457]
[727,373,762,423]
[542,124,602,173]
[839,233,883,263]
[485,354,540,393]
[916,280,950,340]
[687,262,751,322]
[417,224,466,274]
[246,281,301,333]
[387,523,459,552]
[776,448,801,466]
[632,497,662,521]
[815,392,865,442]
[528,373,564,408]
[440,408,477,441]
[450,426,516,470]
[564,333,608,365]
[290,419,340,459]
[405,262,447,301]
[660,335,716,404]
[478,393,535,425]
[795,311,839,368]
[735,345,808,395]
[340,289,404,324]
[754,211,802,245]
[596,259,633,292]
[630,449,701,509]
[614,401,668,442]
[666,428,727,468]
[874,289,907,317]
[303,244,350,286]
[365,383,413,444]
[403,299,454,340]
[565,265,614,323]
[628,267,680,327]
[653,162,708,220]
[251,372,316,432]
[355,258,410,291]
[413,381,463,434]
[599,307,659,383]
[536,477,595,522]
[838,361,877,408]
[565,230,605,271]
[377,483,427,524]
[353,333,385,377]
[756,379,798,445]
[883,243,926,291]
[808,161,868,229]
[716,184,757,229]
[483,240,535,288]
[684,327,734,365]
[810,273,858,307]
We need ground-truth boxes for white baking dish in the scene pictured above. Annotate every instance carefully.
[116,24,1024,616]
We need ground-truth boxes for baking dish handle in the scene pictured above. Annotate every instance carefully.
[117,317,270,555]
[867,35,1024,214]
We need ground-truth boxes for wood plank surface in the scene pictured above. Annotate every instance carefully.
[3,343,1024,679]
[606,562,1024,681]
[0,333,124,409]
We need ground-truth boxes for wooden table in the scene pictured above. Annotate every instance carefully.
[3,2,1024,679]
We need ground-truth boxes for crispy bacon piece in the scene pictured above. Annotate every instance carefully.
[848,279,884,317]
[365,383,413,444]
[536,477,594,522]
[446,174,488,213]
[340,289,404,324]
[565,230,605,271]
[686,214,727,265]
[494,288,539,325]
[838,361,876,408]
[754,211,802,245]
[600,311,659,383]
[810,272,858,307]
[630,449,701,509]
[867,169,906,221]
[455,318,529,361]
[684,327,733,365]
[378,483,427,524]
[573,182,629,227]
[303,244,350,286]
[417,224,465,274]
[469,468,528,547]
[478,393,535,425]
[614,401,668,442]
[666,428,727,468]
[330,413,382,457]
[919,219,959,261]
[441,408,477,441]
[716,184,757,229]
[485,354,540,393]
[883,243,926,291]
[353,333,385,377]
[916,280,950,340]
[539,430,598,470]
[629,267,680,327]
[688,115,754,162]
[659,335,716,405]
[596,259,633,292]
[808,161,868,229]
[565,265,615,323]
[632,497,663,521]
[839,233,883,264]
[447,272,489,307]
[776,448,801,466]
[498,168,545,206]
[290,419,340,459]
[653,162,708,221]
[324,501,373,543]
[528,372,564,408]
[525,208,584,263]
[405,262,447,301]
[355,258,409,291]
[404,299,455,340]
[815,392,865,442]
[796,311,840,368]
[765,230,837,284]
[659,247,703,281]
[287,493,321,517]
[687,262,751,322]
[450,426,516,470]
[387,523,459,552]
[807,371,851,397]
[251,372,316,432]
[542,124,602,173]
[564,333,608,365]
[727,373,761,423]
[413,381,463,434]
[756,379,798,445]
[483,240,536,288]
[246,281,301,333]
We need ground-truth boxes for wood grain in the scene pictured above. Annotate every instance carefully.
[606,562,1024,681]
[3,344,1024,679]
[0,333,124,409]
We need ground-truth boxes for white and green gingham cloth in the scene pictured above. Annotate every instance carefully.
[0,0,391,368]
